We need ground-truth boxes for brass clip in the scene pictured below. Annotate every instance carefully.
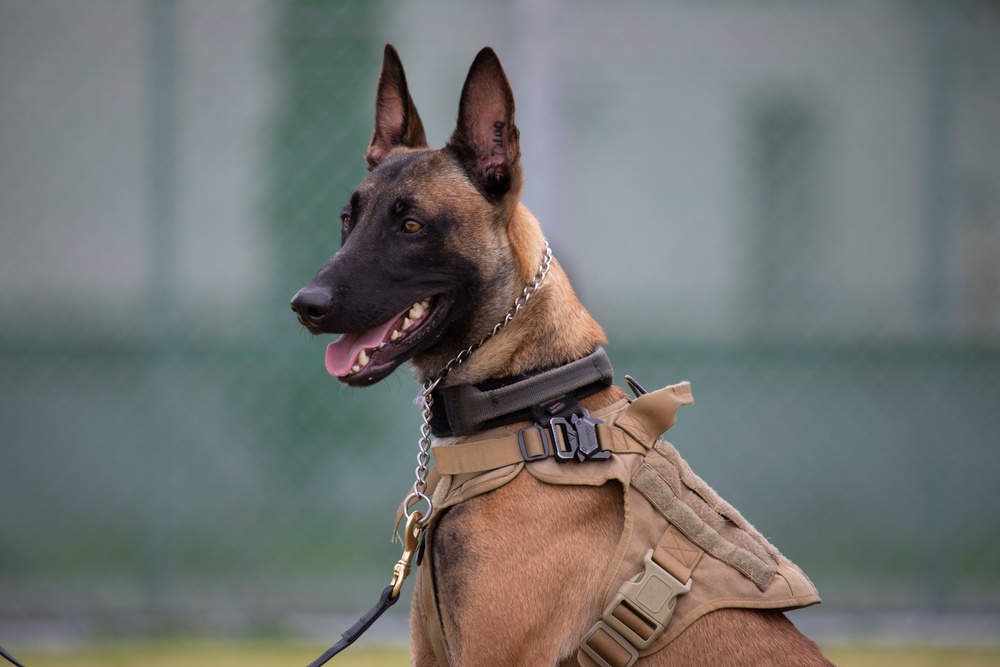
[390,510,423,598]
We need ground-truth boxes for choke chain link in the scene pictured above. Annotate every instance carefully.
[403,240,554,526]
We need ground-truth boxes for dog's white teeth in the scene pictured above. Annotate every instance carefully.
[391,330,403,341]
[403,299,431,328]
[351,365,360,373]
[357,349,369,367]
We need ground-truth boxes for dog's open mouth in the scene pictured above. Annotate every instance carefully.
[325,295,447,385]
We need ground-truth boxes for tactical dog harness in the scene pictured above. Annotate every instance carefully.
[410,349,820,667]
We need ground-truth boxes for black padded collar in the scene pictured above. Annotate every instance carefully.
[428,347,614,437]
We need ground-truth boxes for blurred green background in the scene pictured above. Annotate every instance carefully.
[1,0,999,653]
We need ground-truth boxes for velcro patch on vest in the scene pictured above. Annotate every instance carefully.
[632,463,777,590]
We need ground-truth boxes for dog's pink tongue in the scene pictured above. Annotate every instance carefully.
[324,319,396,377]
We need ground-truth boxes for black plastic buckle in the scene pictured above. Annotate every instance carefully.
[517,424,551,462]
[550,409,610,463]
[572,412,610,461]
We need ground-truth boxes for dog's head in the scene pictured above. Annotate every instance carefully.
[291,45,528,386]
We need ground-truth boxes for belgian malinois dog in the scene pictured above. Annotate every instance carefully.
[291,45,832,667]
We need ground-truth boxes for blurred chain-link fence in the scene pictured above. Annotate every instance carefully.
[1,0,999,643]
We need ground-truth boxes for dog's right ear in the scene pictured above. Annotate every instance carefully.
[365,44,428,170]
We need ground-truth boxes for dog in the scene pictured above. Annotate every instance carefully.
[291,44,833,667]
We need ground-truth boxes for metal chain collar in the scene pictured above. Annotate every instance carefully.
[403,240,554,525]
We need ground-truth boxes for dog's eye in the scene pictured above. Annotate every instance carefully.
[341,214,351,232]
[402,219,424,234]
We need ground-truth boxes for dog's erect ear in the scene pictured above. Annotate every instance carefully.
[366,44,428,170]
[448,47,521,200]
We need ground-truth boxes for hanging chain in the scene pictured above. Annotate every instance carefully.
[403,240,554,525]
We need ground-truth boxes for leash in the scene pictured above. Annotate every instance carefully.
[0,512,415,667]
[0,643,26,667]
[305,586,398,667]
[305,510,423,667]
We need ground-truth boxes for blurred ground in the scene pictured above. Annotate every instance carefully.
[9,642,1000,667]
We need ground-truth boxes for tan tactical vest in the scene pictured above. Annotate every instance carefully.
[414,382,821,667]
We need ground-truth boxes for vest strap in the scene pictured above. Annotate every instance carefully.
[579,527,706,666]
[416,526,451,667]
[430,421,645,475]
[431,382,693,475]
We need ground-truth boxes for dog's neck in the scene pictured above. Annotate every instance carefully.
[413,203,608,388]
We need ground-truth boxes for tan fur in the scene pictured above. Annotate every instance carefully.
[418,202,608,388]
[345,45,832,667]
[421,474,623,665]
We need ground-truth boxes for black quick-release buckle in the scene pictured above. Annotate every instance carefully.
[519,403,610,464]
[572,411,610,461]
[551,411,611,462]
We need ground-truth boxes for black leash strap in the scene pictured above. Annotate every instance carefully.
[0,516,421,667]
[0,588,401,667]
[305,584,400,667]
[0,592,401,667]
[0,643,26,667]
[305,509,423,666]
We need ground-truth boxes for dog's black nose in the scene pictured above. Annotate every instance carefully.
[290,286,332,325]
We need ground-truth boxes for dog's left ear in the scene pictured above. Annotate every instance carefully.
[447,47,521,200]
[366,44,428,170]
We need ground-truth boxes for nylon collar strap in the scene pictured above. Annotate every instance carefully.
[428,347,614,437]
